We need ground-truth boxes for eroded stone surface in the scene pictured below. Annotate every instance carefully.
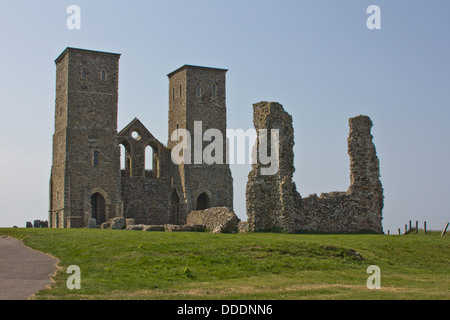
[246,102,384,234]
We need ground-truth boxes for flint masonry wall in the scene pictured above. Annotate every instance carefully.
[50,48,122,228]
[246,102,384,234]
[246,102,298,233]
[50,48,234,228]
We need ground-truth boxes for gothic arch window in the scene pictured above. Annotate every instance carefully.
[145,144,159,177]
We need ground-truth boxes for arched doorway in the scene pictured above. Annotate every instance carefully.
[169,189,180,224]
[91,193,106,225]
[196,193,210,211]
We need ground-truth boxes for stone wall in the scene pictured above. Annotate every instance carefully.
[49,49,235,228]
[246,102,384,234]
[246,102,298,233]
[50,48,123,228]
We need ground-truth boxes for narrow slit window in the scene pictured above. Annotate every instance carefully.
[212,84,216,99]
[196,82,201,97]
[93,151,100,166]
[180,84,182,97]
[81,67,86,80]
[101,70,106,81]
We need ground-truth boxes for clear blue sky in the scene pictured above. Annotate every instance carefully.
[1,1,449,232]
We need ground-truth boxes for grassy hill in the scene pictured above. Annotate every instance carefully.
[1,228,448,300]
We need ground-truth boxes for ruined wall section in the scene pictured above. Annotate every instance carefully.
[246,103,384,234]
[296,116,383,233]
[118,118,176,225]
[246,102,299,232]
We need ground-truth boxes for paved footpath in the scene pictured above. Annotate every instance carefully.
[0,237,58,300]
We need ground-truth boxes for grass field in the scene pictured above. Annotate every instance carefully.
[1,228,448,300]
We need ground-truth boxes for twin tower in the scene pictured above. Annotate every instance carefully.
[49,48,233,228]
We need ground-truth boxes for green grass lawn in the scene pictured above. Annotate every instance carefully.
[1,228,448,300]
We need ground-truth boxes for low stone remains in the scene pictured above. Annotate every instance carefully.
[26,220,49,228]
[186,207,240,233]
[88,218,97,229]
[143,225,165,232]
[110,217,126,230]
[96,207,238,233]
[246,101,384,234]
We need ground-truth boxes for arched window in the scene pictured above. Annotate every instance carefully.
[120,144,126,170]
[145,145,158,178]
[145,145,154,171]
[81,67,86,80]
[212,84,216,99]
[119,142,131,176]
[101,69,107,81]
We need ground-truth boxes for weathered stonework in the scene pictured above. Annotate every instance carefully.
[187,207,240,233]
[48,48,383,234]
[49,48,233,229]
[246,102,299,233]
[246,102,384,234]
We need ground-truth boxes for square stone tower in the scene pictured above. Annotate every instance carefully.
[49,48,122,228]
[167,65,233,219]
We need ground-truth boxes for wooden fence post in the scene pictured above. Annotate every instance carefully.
[409,220,412,232]
[405,224,408,234]
[424,221,427,234]
[398,228,401,235]
[416,221,418,233]
[442,223,449,237]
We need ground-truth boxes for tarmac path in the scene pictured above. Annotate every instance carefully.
[0,236,58,300]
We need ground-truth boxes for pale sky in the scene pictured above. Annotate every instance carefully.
[1,0,449,232]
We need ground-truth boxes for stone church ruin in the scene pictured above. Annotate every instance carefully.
[246,102,383,233]
[48,47,383,233]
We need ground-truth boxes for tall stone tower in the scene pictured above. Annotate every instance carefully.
[167,65,233,221]
[49,48,122,228]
